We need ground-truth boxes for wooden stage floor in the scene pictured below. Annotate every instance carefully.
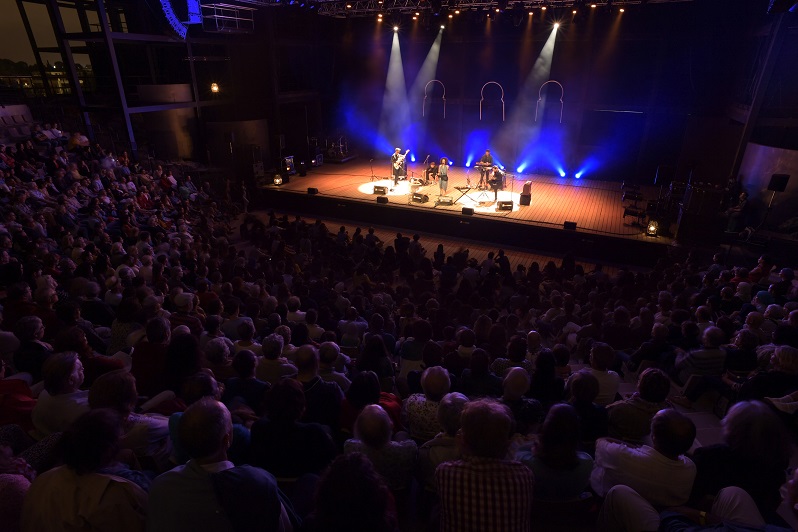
[271,160,671,244]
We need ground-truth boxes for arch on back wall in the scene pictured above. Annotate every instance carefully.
[535,80,564,124]
[480,81,505,122]
[423,80,446,119]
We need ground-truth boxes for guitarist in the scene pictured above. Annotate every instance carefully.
[391,148,408,187]
[476,149,493,189]
[489,165,504,201]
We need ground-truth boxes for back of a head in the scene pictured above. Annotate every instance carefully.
[294,345,320,375]
[61,409,123,474]
[702,326,725,348]
[437,392,469,436]
[723,400,790,467]
[178,398,233,461]
[232,349,257,378]
[262,333,284,360]
[146,317,171,344]
[264,378,306,424]
[590,342,615,371]
[346,371,381,410]
[538,403,581,470]
[314,453,396,532]
[507,336,527,363]
[421,366,451,402]
[180,372,219,405]
[354,404,393,449]
[469,348,490,376]
[569,371,599,404]
[503,367,531,400]
[88,370,137,416]
[651,409,696,458]
[204,337,231,365]
[318,342,341,366]
[637,368,671,403]
[460,399,512,459]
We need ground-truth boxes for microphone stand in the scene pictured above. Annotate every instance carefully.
[370,159,375,182]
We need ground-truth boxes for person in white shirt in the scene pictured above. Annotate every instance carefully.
[591,408,696,507]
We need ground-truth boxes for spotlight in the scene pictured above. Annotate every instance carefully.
[590,3,596,7]
[541,5,546,10]
[441,24,445,28]
[619,7,624,12]
[495,8,500,12]
[528,10,533,15]
[455,9,460,13]
[572,9,577,13]
[346,3,351,7]
[448,14,452,18]
[415,11,420,15]
[554,22,560,28]
[393,25,398,31]
[413,16,417,19]
[210,82,220,93]
[646,220,659,237]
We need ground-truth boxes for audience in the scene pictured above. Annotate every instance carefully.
[1,131,798,529]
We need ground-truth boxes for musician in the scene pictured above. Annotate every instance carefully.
[489,165,504,201]
[424,160,438,184]
[477,149,493,188]
[391,148,407,187]
[438,157,449,195]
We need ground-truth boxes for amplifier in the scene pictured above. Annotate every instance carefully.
[519,194,531,206]
[412,193,429,204]
[373,186,388,195]
[437,196,454,205]
[376,196,389,204]
[497,201,513,211]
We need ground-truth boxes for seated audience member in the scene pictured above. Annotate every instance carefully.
[164,333,203,394]
[357,335,397,386]
[202,337,236,382]
[0,441,36,531]
[221,349,270,411]
[249,378,336,478]
[255,333,297,385]
[417,392,468,492]
[607,367,672,443]
[516,403,594,501]
[294,345,344,431]
[689,401,790,522]
[0,357,36,430]
[436,399,534,532]
[21,409,148,532]
[628,323,675,371]
[88,370,172,473]
[591,409,697,507]
[340,371,403,434]
[344,405,417,492]
[131,317,171,398]
[551,343,573,380]
[13,316,53,383]
[529,349,566,407]
[403,366,450,442]
[232,320,262,356]
[490,335,534,376]
[53,326,124,388]
[458,348,502,399]
[302,453,398,532]
[500,367,543,435]
[673,326,727,385]
[31,352,90,439]
[318,341,351,392]
[567,342,619,406]
[568,370,609,452]
[148,398,295,532]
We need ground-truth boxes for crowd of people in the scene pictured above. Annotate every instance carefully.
[1,128,798,531]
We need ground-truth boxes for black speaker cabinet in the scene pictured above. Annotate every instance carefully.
[519,194,531,206]
[373,186,388,195]
[462,207,474,216]
[497,201,513,211]
[768,174,790,193]
[307,187,318,195]
[411,193,429,203]
[563,221,577,231]
[376,196,389,204]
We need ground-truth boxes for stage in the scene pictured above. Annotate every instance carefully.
[255,160,674,267]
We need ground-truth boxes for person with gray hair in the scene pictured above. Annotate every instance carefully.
[255,333,297,385]
[403,366,451,442]
[318,341,351,392]
[203,337,236,381]
[417,392,469,492]
[148,398,295,532]
[343,404,417,491]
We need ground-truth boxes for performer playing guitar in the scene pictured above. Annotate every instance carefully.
[391,148,409,187]
[488,165,504,201]
[475,149,493,189]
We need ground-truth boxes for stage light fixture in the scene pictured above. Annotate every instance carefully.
[441,24,445,28]
[619,7,624,12]
[455,9,460,13]
[572,9,577,13]
[591,3,596,7]
[554,22,560,28]
[413,16,417,19]
[393,25,398,31]
[541,5,547,10]
[448,13,453,18]
[210,82,220,93]
[346,3,351,7]
[646,220,659,237]
[415,11,420,15]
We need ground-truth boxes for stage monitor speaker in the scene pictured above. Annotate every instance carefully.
[437,196,454,205]
[522,181,532,195]
[564,221,577,231]
[373,186,388,195]
[307,187,318,195]
[519,193,531,206]
[462,207,474,216]
[768,174,790,193]
[376,196,389,204]
[497,200,513,211]
[411,193,429,204]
